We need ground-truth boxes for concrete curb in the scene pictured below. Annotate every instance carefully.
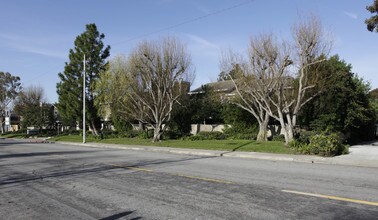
[29,140,378,168]
[5,136,377,167]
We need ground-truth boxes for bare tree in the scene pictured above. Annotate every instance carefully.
[270,17,332,143]
[224,16,332,144]
[220,46,277,141]
[124,37,194,142]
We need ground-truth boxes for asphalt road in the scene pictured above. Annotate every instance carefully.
[0,139,377,219]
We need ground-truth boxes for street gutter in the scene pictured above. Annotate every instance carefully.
[3,137,377,168]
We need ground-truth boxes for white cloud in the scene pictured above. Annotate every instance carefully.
[11,44,66,59]
[0,32,66,59]
[185,34,220,51]
[343,11,358,19]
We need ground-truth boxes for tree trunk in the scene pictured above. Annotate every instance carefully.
[285,114,295,144]
[152,127,162,142]
[277,113,294,145]
[285,125,294,144]
[281,124,294,145]
[138,121,145,131]
[256,114,269,141]
[0,117,4,134]
[89,120,99,136]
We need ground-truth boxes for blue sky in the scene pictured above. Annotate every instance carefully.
[0,0,377,102]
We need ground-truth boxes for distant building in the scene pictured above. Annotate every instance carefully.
[189,80,236,103]
[4,111,21,132]
[189,80,235,95]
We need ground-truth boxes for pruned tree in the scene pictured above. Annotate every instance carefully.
[221,35,292,141]
[57,23,110,135]
[256,17,331,144]
[0,72,22,133]
[224,16,332,144]
[125,37,194,142]
[366,0,378,32]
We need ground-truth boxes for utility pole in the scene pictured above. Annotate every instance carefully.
[83,54,86,144]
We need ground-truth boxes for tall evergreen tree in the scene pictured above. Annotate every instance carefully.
[366,0,378,32]
[57,23,110,135]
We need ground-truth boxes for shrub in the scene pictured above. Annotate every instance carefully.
[223,125,258,140]
[290,132,348,156]
[137,129,154,139]
[308,133,348,156]
[162,129,185,140]
[294,130,319,144]
[197,131,226,140]
[100,130,119,139]
[118,130,140,138]
[271,134,285,142]
[186,135,205,141]
[186,131,226,141]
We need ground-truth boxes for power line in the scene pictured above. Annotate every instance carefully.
[113,0,256,45]
[23,0,256,92]
[22,63,64,85]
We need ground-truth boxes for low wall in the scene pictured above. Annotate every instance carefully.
[191,124,285,137]
[190,124,227,135]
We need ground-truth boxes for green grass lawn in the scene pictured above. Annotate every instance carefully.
[51,135,293,154]
[0,133,27,139]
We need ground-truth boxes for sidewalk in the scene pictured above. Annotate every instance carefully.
[55,140,378,168]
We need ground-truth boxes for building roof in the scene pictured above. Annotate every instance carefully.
[189,80,235,95]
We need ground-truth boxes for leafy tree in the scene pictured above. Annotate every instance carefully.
[0,71,22,133]
[221,103,259,139]
[366,0,378,32]
[222,103,257,128]
[166,93,192,138]
[190,86,224,125]
[217,63,243,81]
[369,88,378,125]
[369,88,378,100]
[95,55,133,132]
[13,85,54,130]
[300,55,376,144]
[57,23,110,135]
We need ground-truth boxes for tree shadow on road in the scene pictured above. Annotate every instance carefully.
[0,151,91,159]
[99,210,142,220]
[220,141,254,156]
[0,155,217,187]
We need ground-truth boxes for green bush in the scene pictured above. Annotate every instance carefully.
[186,131,226,141]
[163,129,185,140]
[185,135,205,141]
[118,130,140,138]
[290,132,348,156]
[223,125,258,140]
[271,134,285,142]
[64,130,80,136]
[100,130,119,139]
[308,133,348,156]
[198,131,226,140]
[137,129,154,139]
